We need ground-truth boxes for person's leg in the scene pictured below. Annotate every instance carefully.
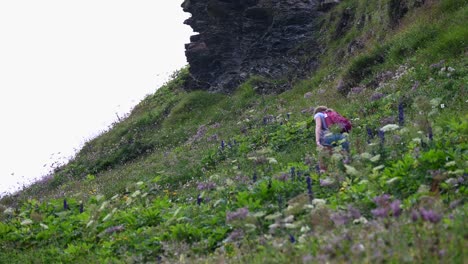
[324,133,351,164]
[317,145,332,172]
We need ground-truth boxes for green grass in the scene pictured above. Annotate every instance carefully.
[1,0,467,262]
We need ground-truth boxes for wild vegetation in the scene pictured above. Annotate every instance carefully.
[1,0,467,263]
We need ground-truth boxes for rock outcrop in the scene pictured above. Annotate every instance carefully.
[181,0,336,93]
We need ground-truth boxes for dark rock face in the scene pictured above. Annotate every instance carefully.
[182,0,332,93]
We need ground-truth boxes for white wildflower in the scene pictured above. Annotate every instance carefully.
[283,215,294,223]
[399,128,409,134]
[126,197,133,206]
[445,178,458,186]
[353,216,368,225]
[300,226,311,233]
[412,138,422,143]
[312,199,326,207]
[430,98,442,107]
[372,165,385,172]
[21,219,33,226]
[360,152,372,159]
[3,207,14,215]
[370,154,381,162]
[265,212,283,220]
[40,223,49,229]
[447,67,455,72]
[445,161,456,167]
[344,165,359,176]
[86,220,95,228]
[380,124,399,132]
[386,177,400,184]
[285,223,298,229]
[102,213,112,222]
[131,190,141,198]
[298,234,308,243]
[440,104,445,109]
[448,170,464,175]
[268,157,278,164]
[269,223,281,229]
[99,201,109,211]
[358,180,369,185]
[244,224,256,231]
[253,211,266,218]
[417,184,430,194]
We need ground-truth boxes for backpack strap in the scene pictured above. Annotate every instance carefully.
[319,113,328,130]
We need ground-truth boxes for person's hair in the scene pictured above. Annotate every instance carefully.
[314,106,328,115]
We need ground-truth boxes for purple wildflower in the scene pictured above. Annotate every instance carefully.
[390,200,402,217]
[371,92,385,101]
[63,199,69,210]
[221,140,225,150]
[253,172,257,182]
[277,173,289,181]
[371,207,389,218]
[297,170,303,179]
[226,207,249,222]
[79,202,84,213]
[412,81,420,91]
[306,176,313,195]
[419,209,441,223]
[197,182,217,191]
[302,254,313,263]
[430,60,445,69]
[290,167,296,178]
[449,199,463,209]
[378,130,385,145]
[373,194,391,207]
[315,164,321,175]
[319,178,334,187]
[351,87,364,94]
[197,194,202,205]
[207,134,219,142]
[411,209,420,222]
[227,229,244,241]
[105,225,125,234]
[289,234,296,243]
[398,102,404,126]
[278,195,283,209]
[380,116,396,125]
[428,126,433,141]
[348,205,361,219]
[366,127,374,143]
[330,212,350,226]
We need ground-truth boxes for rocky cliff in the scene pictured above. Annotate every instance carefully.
[182,0,337,93]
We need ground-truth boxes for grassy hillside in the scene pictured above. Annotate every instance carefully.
[1,0,467,263]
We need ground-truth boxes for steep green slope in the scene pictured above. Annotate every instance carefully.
[1,0,467,263]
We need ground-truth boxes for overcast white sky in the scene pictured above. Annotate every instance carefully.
[0,0,193,195]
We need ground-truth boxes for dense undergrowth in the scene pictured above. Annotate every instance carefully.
[1,0,467,263]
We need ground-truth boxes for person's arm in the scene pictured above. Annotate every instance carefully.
[315,116,323,147]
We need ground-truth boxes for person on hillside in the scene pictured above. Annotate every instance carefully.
[314,106,350,172]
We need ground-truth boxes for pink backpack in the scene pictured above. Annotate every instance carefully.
[325,111,352,133]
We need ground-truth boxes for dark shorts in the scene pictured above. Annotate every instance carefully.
[322,133,349,152]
